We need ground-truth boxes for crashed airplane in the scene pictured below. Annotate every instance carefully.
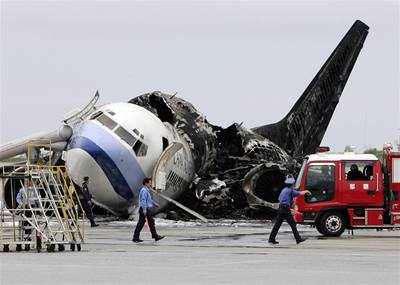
[0,20,369,218]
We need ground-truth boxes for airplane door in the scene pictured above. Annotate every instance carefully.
[152,142,195,209]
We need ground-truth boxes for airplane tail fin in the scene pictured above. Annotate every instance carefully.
[252,20,369,158]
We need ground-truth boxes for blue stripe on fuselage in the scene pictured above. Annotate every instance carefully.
[68,121,145,200]
[70,136,134,200]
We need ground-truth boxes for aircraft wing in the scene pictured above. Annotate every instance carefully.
[0,125,73,163]
[0,92,99,163]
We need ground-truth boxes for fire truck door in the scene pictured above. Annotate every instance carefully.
[341,161,380,205]
[304,163,336,203]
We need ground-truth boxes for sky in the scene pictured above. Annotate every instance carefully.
[1,0,399,152]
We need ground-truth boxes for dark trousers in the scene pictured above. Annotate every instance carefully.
[80,199,95,226]
[22,209,32,238]
[269,204,302,242]
[133,208,158,239]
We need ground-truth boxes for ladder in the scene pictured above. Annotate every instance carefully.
[0,164,85,252]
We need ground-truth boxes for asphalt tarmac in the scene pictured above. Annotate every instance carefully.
[1,219,399,285]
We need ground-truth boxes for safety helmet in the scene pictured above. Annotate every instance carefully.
[285,177,295,184]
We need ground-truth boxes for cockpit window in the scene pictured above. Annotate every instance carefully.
[107,111,116,116]
[133,129,139,136]
[133,140,142,154]
[133,140,148,157]
[114,126,137,146]
[96,114,117,130]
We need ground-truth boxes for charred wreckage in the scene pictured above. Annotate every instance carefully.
[129,20,369,219]
[129,92,290,218]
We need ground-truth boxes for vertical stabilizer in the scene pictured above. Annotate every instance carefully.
[252,20,369,158]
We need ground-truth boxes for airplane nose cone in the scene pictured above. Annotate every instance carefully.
[66,120,146,213]
[66,147,129,212]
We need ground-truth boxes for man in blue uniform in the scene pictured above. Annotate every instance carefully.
[132,178,164,242]
[16,180,36,209]
[16,180,37,240]
[268,177,311,244]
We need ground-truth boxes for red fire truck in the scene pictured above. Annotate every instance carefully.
[292,147,400,236]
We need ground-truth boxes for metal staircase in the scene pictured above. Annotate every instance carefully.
[1,164,85,252]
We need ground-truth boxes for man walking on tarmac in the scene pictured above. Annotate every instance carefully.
[268,177,311,245]
[132,178,164,243]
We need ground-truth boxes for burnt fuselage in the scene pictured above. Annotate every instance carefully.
[129,92,291,209]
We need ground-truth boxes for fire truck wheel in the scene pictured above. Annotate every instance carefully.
[319,212,346,237]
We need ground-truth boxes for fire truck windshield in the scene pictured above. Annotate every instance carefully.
[295,159,307,189]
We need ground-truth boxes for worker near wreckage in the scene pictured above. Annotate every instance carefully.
[16,180,37,240]
[132,178,165,242]
[268,177,311,245]
[79,176,98,227]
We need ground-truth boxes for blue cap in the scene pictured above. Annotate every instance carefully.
[285,177,295,184]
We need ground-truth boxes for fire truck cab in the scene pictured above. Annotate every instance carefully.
[292,149,400,236]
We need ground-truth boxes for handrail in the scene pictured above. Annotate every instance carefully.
[63,91,100,124]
